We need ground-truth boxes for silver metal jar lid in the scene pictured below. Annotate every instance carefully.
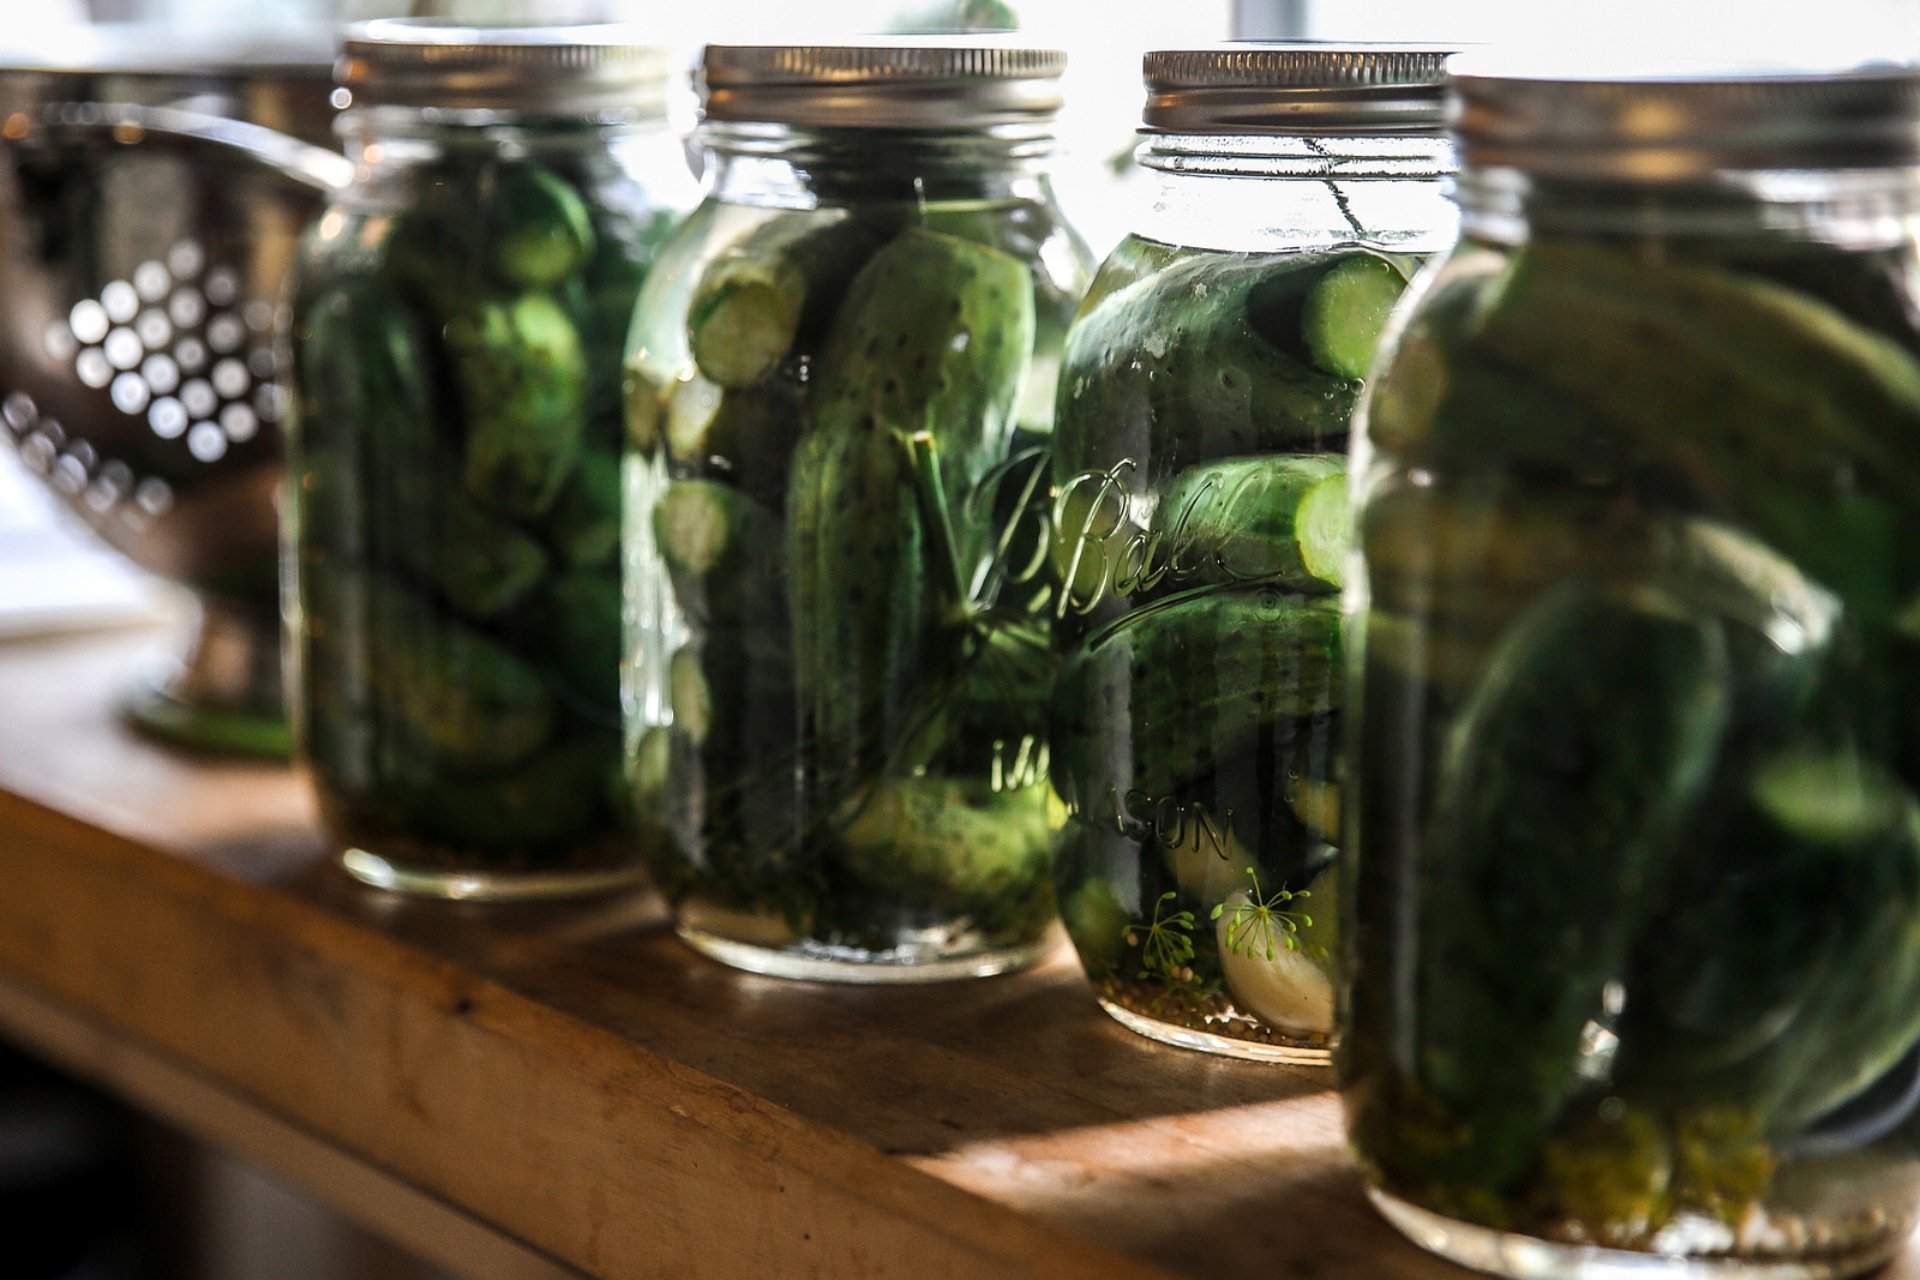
[701,42,1067,130]
[337,19,672,116]
[1142,43,1452,135]
[1450,54,1920,180]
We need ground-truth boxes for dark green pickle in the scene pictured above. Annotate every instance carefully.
[288,36,693,898]
[1345,63,1920,1275]
[626,45,1090,978]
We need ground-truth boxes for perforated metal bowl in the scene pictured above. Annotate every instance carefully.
[0,26,350,756]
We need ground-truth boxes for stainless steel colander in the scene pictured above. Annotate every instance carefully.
[0,26,350,755]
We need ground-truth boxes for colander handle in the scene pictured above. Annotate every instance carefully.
[23,102,353,193]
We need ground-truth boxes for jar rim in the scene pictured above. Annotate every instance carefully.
[700,40,1065,130]
[1449,54,1920,180]
[1140,42,1454,136]
[337,18,675,116]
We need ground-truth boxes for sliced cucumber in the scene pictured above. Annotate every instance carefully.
[669,647,712,746]
[1303,253,1409,379]
[1751,748,1909,846]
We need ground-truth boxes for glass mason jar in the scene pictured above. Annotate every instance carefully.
[284,21,696,899]
[1048,46,1454,1062]
[625,43,1092,981]
[1344,60,1920,1277]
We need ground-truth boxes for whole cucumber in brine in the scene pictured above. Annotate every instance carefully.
[1410,583,1732,1189]
[812,227,1035,500]
[486,163,596,290]
[788,228,1036,783]
[1056,252,1355,469]
[1051,590,1342,804]
[305,563,555,776]
[1618,740,1920,1135]
[449,294,589,519]
[833,774,1050,915]
[293,276,440,557]
[386,159,594,299]
[1153,454,1349,593]
[1472,242,1920,566]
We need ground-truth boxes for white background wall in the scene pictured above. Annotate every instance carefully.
[1286,0,1920,61]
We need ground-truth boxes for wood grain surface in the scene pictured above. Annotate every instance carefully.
[0,627,1907,1279]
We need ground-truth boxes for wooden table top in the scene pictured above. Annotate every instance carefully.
[0,626,1908,1279]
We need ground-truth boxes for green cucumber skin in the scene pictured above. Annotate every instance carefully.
[295,280,554,623]
[1378,586,1732,1192]
[810,228,1035,501]
[384,159,595,300]
[449,294,589,520]
[1466,243,1920,613]
[1345,239,1920,1231]
[788,229,1035,787]
[1052,591,1342,806]
[653,478,786,631]
[292,153,682,874]
[302,564,556,780]
[488,165,597,290]
[1152,454,1349,593]
[834,775,1051,915]
[1055,251,1357,473]
[1615,742,1920,1134]
[631,200,1085,942]
[687,213,893,388]
[785,413,932,789]
[393,735,615,854]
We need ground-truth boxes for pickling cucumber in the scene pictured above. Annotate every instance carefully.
[448,293,589,519]
[1302,252,1410,379]
[789,229,1035,782]
[395,735,614,855]
[1052,591,1342,803]
[1154,454,1349,592]
[687,212,891,388]
[834,774,1050,912]
[1055,252,1358,469]
[1616,743,1920,1133]
[1475,242,1920,525]
[305,564,556,776]
[812,228,1035,499]
[1414,583,1733,1185]
[415,486,550,620]
[487,164,596,290]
